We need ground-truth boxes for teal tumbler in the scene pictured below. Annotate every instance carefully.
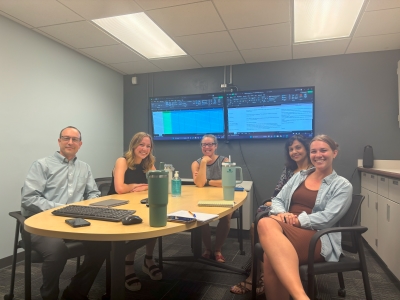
[147,170,169,227]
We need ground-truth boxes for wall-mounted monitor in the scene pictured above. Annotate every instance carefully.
[150,93,225,141]
[226,86,315,140]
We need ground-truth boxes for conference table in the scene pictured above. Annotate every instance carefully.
[24,185,247,299]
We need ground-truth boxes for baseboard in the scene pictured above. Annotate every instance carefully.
[0,251,25,269]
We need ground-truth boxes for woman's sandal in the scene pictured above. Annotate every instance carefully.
[230,280,252,294]
[125,261,141,292]
[256,274,265,296]
[214,251,225,263]
[142,255,162,280]
[202,249,211,259]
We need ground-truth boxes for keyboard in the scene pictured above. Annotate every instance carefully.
[52,205,136,222]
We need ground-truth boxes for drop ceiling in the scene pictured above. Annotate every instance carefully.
[1,0,400,75]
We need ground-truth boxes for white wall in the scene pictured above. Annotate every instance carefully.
[0,15,124,260]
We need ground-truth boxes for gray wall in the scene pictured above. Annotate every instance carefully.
[0,15,124,261]
[124,50,400,214]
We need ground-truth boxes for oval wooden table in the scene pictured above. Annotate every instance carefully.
[24,185,247,299]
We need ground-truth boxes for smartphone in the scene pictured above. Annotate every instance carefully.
[65,218,91,228]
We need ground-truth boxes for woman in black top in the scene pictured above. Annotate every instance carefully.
[108,132,160,292]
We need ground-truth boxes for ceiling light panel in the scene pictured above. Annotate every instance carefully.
[294,0,365,43]
[92,12,186,59]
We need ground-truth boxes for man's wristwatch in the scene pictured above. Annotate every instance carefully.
[205,179,210,186]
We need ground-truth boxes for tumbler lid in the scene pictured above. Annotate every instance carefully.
[147,170,169,178]
[222,162,236,167]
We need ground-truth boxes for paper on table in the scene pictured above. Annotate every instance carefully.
[167,210,218,222]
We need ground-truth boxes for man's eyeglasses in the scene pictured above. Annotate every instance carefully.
[60,136,81,143]
[201,143,216,147]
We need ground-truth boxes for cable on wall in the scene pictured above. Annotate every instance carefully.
[238,140,261,211]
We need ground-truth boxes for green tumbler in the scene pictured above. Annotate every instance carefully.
[147,170,169,227]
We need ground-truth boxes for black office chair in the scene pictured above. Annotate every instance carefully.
[231,206,245,255]
[95,177,112,196]
[251,194,372,300]
[4,211,86,300]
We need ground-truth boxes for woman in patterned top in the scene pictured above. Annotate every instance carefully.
[231,135,312,295]
[191,134,230,263]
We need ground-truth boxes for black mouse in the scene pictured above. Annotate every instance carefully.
[122,215,142,225]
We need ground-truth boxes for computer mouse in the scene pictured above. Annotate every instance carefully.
[122,215,142,225]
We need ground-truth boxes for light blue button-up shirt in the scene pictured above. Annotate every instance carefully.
[21,152,100,217]
[270,168,352,262]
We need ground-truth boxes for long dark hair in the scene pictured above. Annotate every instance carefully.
[284,135,311,171]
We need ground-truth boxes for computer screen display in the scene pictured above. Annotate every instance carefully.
[226,86,315,140]
[150,93,225,141]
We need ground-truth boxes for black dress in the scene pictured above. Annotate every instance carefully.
[108,161,147,195]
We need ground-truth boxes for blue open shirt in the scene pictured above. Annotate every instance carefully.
[270,168,352,262]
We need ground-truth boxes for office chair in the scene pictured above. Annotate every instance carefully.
[251,194,372,300]
[94,177,112,196]
[231,206,245,254]
[4,211,86,300]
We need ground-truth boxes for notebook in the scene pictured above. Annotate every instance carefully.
[167,210,218,223]
[89,199,129,207]
[197,200,235,207]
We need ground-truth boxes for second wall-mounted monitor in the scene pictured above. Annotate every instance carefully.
[150,93,225,141]
[226,86,315,140]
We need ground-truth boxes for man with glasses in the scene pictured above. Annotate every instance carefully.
[21,126,109,300]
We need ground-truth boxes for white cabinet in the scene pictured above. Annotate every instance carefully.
[377,195,400,280]
[360,187,378,252]
[360,171,400,280]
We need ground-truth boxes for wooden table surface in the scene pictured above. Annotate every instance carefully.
[24,185,247,241]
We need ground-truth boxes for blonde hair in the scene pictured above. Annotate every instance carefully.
[125,132,155,173]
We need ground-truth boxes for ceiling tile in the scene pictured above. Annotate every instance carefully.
[366,0,400,11]
[214,0,289,29]
[58,0,143,20]
[80,45,144,64]
[110,61,162,74]
[174,31,237,55]
[240,46,292,63]
[230,23,290,50]
[293,39,351,59]
[146,1,225,37]
[150,56,201,71]
[0,0,83,27]
[347,32,400,53]
[355,8,400,36]
[38,21,119,49]
[193,51,244,67]
[135,0,204,11]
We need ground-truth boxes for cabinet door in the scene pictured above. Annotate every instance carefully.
[360,187,378,252]
[361,172,368,188]
[378,176,389,198]
[388,178,400,204]
[367,173,378,192]
[377,196,400,280]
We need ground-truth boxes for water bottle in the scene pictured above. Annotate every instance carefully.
[171,171,181,197]
[147,170,169,227]
[164,164,175,194]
